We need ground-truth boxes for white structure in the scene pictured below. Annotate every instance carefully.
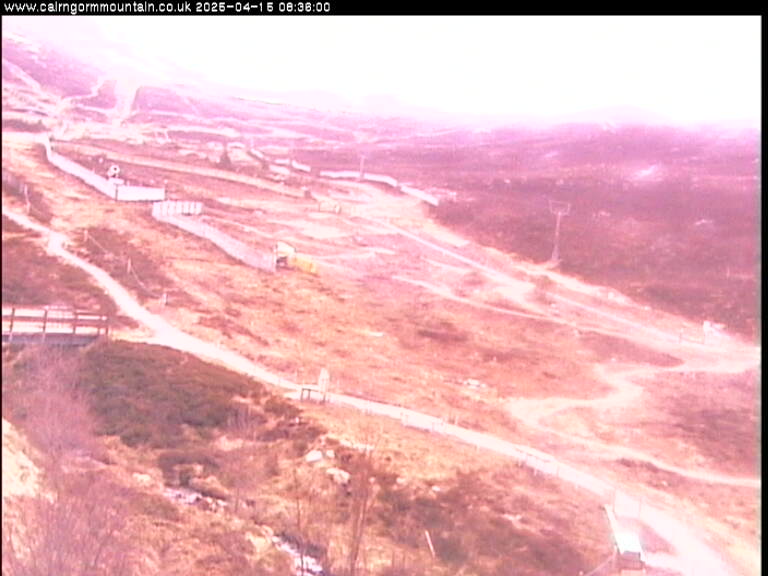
[42,136,165,202]
[152,200,203,218]
[319,169,361,180]
[702,320,725,342]
[299,367,330,403]
[614,531,646,574]
[153,209,276,273]
[290,159,312,173]
[399,184,440,206]
[363,173,400,189]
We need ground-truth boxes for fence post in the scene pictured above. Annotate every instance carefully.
[41,308,48,342]
[424,530,436,560]
[8,307,16,342]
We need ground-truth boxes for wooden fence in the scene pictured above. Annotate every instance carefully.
[2,306,110,346]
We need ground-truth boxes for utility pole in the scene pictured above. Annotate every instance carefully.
[358,154,366,181]
[548,199,571,264]
[23,183,30,214]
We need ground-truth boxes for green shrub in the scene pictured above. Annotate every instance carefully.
[157,448,220,485]
[79,341,264,449]
[263,396,300,420]
[374,470,592,575]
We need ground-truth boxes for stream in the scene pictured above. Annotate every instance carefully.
[162,487,326,575]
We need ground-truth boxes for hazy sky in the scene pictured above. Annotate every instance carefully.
[5,15,761,125]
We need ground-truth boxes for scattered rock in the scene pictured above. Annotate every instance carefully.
[188,475,230,501]
[463,378,485,389]
[2,418,41,501]
[199,496,228,513]
[339,439,374,453]
[326,467,351,486]
[170,463,205,487]
[246,530,273,556]
[163,486,201,505]
[305,449,324,464]
[132,472,154,487]
[216,434,244,452]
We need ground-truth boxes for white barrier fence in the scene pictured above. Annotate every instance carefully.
[43,136,166,202]
[318,169,361,180]
[249,145,441,207]
[290,159,312,173]
[153,211,276,273]
[152,200,203,218]
[400,184,440,207]
[362,173,400,188]
[269,165,291,176]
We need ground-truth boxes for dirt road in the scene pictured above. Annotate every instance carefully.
[3,206,752,576]
[373,218,760,487]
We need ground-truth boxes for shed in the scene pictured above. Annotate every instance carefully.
[614,531,645,572]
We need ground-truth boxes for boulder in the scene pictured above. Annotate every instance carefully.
[132,472,154,487]
[188,475,230,501]
[170,462,205,487]
[246,530,273,555]
[326,467,351,486]
[304,449,324,464]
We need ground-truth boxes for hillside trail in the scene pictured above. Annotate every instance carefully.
[111,75,141,127]
[506,363,760,488]
[378,219,758,362]
[392,272,759,487]
[374,219,759,486]
[0,57,43,93]
[52,76,106,131]
[3,205,754,576]
[3,209,300,393]
[1,140,757,477]
[34,129,757,374]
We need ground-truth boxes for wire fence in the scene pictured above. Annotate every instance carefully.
[2,170,28,207]
[2,169,53,223]
[82,231,164,300]
[581,554,615,576]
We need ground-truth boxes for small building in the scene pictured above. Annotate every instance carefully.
[614,531,645,574]
[274,241,296,267]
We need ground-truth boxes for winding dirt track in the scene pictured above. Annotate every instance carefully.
[373,218,760,489]
[3,207,759,576]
